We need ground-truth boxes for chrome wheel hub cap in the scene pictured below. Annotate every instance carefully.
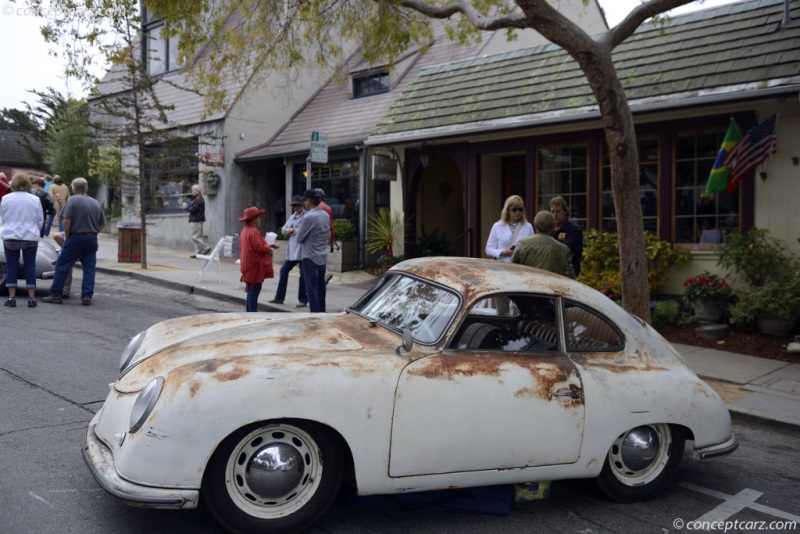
[246,442,305,499]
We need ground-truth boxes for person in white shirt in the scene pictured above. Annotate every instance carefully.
[485,195,533,262]
[0,173,44,308]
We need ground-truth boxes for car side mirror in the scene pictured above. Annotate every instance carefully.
[396,329,414,355]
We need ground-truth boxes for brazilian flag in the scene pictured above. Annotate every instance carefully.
[705,119,742,197]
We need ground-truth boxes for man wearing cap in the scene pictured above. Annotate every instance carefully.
[269,195,307,307]
[238,206,274,312]
[295,189,330,313]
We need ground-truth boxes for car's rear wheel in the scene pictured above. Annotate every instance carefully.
[596,423,684,502]
[203,420,343,534]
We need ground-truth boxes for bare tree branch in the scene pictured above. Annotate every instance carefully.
[609,0,696,48]
[397,0,528,29]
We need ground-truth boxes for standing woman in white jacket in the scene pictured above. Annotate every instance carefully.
[485,195,533,262]
[0,173,44,308]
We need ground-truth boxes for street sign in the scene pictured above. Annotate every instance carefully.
[310,131,328,163]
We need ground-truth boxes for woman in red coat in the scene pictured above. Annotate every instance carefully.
[238,207,274,312]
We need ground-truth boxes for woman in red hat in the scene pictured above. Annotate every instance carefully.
[238,206,274,312]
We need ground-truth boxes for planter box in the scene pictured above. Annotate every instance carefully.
[328,240,359,273]
[271,240,288,264]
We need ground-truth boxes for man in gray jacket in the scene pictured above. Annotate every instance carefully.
[295,189,330,313]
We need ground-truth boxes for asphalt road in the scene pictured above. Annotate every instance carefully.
[1,273,798,533]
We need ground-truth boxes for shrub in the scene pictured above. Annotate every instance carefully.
[652,299,694,330]
[416,226,451,257]
[730,279,800,328]
[579,230,691,297]
[717,228,799,287]
[333,219,357,241]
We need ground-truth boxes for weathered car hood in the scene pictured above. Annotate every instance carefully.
[117,312,405,392]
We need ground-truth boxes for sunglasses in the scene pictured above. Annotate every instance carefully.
[510,207,524,213]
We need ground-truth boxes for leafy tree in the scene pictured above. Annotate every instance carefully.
[44,98,94,189]
[32,0,196,269]
[0,107,45,165]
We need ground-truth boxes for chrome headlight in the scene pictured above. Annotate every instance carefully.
[120,332,145,374]
[129,377,164,433]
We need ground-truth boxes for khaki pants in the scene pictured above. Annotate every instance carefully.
[190,221,206,253]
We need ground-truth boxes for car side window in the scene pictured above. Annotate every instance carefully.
[452,295,558,352]
[563,301,624,352]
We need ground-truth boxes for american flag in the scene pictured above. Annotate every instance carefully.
[725,114,778,194]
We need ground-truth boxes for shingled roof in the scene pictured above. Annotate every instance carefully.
[369,0,800,143]
[235,22,492,162]
[0,130,42,166]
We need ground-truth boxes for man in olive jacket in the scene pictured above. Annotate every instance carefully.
[511,211,576,279]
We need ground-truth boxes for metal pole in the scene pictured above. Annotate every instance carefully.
[306,156,312,190]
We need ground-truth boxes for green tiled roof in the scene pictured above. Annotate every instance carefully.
[371,0,799,139]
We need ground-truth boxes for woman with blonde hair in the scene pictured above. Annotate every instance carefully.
[485,194,533,262]
[0,173,44,307]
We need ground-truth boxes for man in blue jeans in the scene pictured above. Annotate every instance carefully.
[269,195,307,307]
[294,189,330,313]
[42,178,106,305]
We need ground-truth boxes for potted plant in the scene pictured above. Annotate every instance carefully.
[718,228,800,334]
[682,271,733,323]
[203,171,221,194]
[730,280,800,335]
[366,208,406,267]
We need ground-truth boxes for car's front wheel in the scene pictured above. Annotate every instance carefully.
[203,420,344,534]
[596,423,685,502]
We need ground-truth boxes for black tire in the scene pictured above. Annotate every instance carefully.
[203,420,344,534]
[596,424,685,502]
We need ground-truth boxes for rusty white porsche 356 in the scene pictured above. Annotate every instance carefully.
[83,257,737,534]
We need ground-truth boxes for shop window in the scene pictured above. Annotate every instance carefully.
[537,144,587,229]
[353,70,389,98]
[601,137,659,234]
[143,140,198,213]
[143,9,181,75]
[293,159,360,230]
[673,128,740,244]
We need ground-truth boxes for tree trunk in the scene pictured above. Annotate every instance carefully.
[572,48,651,321]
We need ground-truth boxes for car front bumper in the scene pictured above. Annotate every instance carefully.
[693,434,739,460]
[82,415,199,509]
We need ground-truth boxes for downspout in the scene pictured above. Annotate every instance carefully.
[358,145,367,268]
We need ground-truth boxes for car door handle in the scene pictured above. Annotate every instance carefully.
[553,388,581,400]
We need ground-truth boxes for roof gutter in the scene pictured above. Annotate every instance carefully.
[365,80,800,147]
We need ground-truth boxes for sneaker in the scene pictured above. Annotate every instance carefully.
[268,299,284,304]
[4,297,16,308]
[28,298,37,308]
[41,295,62,304]
[296,302,308,308]
[81,296,92,306]
[324,273,333,285]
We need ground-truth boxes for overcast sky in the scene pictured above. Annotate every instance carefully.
[0,0,741,112]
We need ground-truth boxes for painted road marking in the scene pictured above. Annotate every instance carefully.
[680,482,800,523]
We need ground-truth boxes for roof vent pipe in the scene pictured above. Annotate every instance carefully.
[780,0,791,29]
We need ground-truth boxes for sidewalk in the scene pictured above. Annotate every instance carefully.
[85,233,800,431]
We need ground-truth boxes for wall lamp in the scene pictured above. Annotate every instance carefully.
[420,152,432,168]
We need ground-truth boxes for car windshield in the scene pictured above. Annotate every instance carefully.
[354,274,460,344]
